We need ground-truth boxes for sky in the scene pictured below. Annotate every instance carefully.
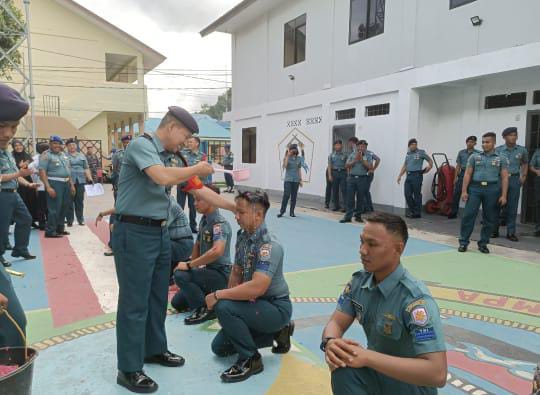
[74,0,240,116]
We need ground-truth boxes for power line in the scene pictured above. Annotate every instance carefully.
[0,80,229,91]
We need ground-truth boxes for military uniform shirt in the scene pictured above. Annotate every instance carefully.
[234,223,289,299]
[404,149,430,172]
[328,151,347,170]
[466,150,508,183]
[0,149,18,189]
[222,152,234,167]
[67,152,89,184]
[367,150,380,162]
[284,156,302,182]
[115,133,171,220]
[181,148,205,166]
[197,209,232,274]
[347,151,373,176]
[496,144,529,175]
[39,150,71,178]
[456,149,480,174]
[167,197,192,240]
[337,264,446,358]
[112,149,126,176]
[530,149,540,170]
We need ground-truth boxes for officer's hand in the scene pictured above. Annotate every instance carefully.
[519,175,526,185]
[46,186,56,198]
[396,176,401,185]
[18,160,29,169]
[95,213,104,227]
[28,183,39,189]
[299,181,303,188]
[498,196,507,206]
[423,166,432,174]
[18,167,33,178]
[175,262,189,271]
[461,192,468,202]
[194,161,214,178]
[324,338,360,371]
[328,176,333,182]
[0,292,8,310]
[70,186,76,196]
[344,343,370,369]
[205,292,218,310]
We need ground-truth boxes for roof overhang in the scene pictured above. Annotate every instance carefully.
[56,0,166,71]
[200,0,286,37]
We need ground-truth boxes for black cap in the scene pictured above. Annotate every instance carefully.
[65,138,76,145]
[408,138,418,147]
[357,139,368,146]
[0,84,29,122]
[121,135,132,142]
[466,136,477,142]
[502,127,517,137]
[168,106,199,134]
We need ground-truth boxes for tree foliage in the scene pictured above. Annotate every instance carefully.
[197,88,231,120]
[0,0,25,79]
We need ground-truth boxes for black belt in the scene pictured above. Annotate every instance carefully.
[350,175,369,178]
[117,215,166,227]
[407,171,423,175]
[471,181,498,186]
[0,189,16,193]
[171,236,193,242]
[332,168,345,172]
[510,173,520,177]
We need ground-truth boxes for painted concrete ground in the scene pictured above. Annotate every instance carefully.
[6,205,540,395]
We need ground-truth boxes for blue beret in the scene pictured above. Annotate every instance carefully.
[121,135,132,142]
[0,84,29,122]
[168,106,199,134]
[50,135,64,144]
[502,127,517,137]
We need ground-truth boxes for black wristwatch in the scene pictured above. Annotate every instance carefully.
[320,337,335,352]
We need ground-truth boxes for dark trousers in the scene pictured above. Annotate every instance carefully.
[66,183,85,225]
[211,297,292,359]
[496,175,521,235]
[112,221,171,372]
[170,237,194,278]
[280,181,300,215]
[362,173,374,212]
[36,190,47,228]
[325,170,332,207]
[0,191,32,257]
[224,165,234,189]
[344,176,369,220]
[459,183,499,247]
[331,170,346,210]
[331,366,436,395]
[173,267,228,310]
[0,265,26,348]
[45,180,70,235]
[404,172,423,216]
[17,181,37,222]
[450,174,464,217]
[535,177,540,232]
[177,187,197,230]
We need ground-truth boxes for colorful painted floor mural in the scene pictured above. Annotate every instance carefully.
[6,207,540,395]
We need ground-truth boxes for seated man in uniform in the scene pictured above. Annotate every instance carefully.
[322,212,447,395]
[173,184,232,325]
[206,190,294,383]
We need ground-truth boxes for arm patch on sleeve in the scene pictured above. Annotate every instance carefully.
[414,327,436,342]
[259,244,272,261]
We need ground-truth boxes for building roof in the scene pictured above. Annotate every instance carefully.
[56,0,166,71]
[144,114,231,140]
[200,0,286,37]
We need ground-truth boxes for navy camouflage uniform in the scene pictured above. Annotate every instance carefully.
[211,223,292,359]
[450,148,480,218]
[111,148,126,199]
[279,155,302,216]
[332,264,446,395]
[343,150,373,221]
[222,150,234,190]
[66,150,89,225]
[173,209,232,311]
[530,149,540,234]
[459,150,508,248]
[177,148,205,231]
[403,149,431,217]
[329,151,347,210]
[363,150,379,213]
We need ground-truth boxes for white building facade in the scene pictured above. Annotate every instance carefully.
[202,0,540,223]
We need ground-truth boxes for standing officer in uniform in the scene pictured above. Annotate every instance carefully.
[39,136,74,238]
[65,139,93,226]
[322,213,447,395]
[530,147,540,237]
[492,127,529,241]
[113,106,217,393]
[221,144,234,193]
[328,140,348,212]
[363,143,380,213]
[278,144,303,218]
[174,184,232,325]
[340,140,373,224]
[397,139,433,218]
[0,83,31,346]
[112,135,131,200]
[458,132,508,254]
[448,136,479,219]
[206,190,294,383]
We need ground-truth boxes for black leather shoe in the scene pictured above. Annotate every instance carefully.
[31,222,40,229]
[59,231,70,236]
[447,214,457,219]
[11,251,36,260]
[324,204,329,209]
[405,213,412,218]
[458,245,467,253]
[191,228,198,234]
[535,231,540,237]
[45,233,62,238]
[0,256,11,267]
[411,214,421,219]
[184,307,216,325]
[478,246,490,254]
[5,243,13,250]
[339,218,351,223]
[354,216,363,223]
[289,213,296,217]
[67,223,73,227]
[144,351,185,367]
[340,209,346,213]
[220,352,264,383]
[272,321,294,354]
[491,231,499,238]
[277,213,284,218]
[332,208,339,212]
[117,371,158,394]
[78,221,85,226]
[506,234,518,242]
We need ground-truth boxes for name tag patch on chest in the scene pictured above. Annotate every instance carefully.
[414,327,436,342]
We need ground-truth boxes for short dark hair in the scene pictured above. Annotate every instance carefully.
[482,132,496,139]
[357,139,368,146]
[206,183,220,195]
[235,189,270,215]
[408,138,418,147]
[466,136,477,142]
[366,212,409,246]
[348,136,359,144]
[191,136,201,146]
[334,139,343,145]
[37,143,49,154]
